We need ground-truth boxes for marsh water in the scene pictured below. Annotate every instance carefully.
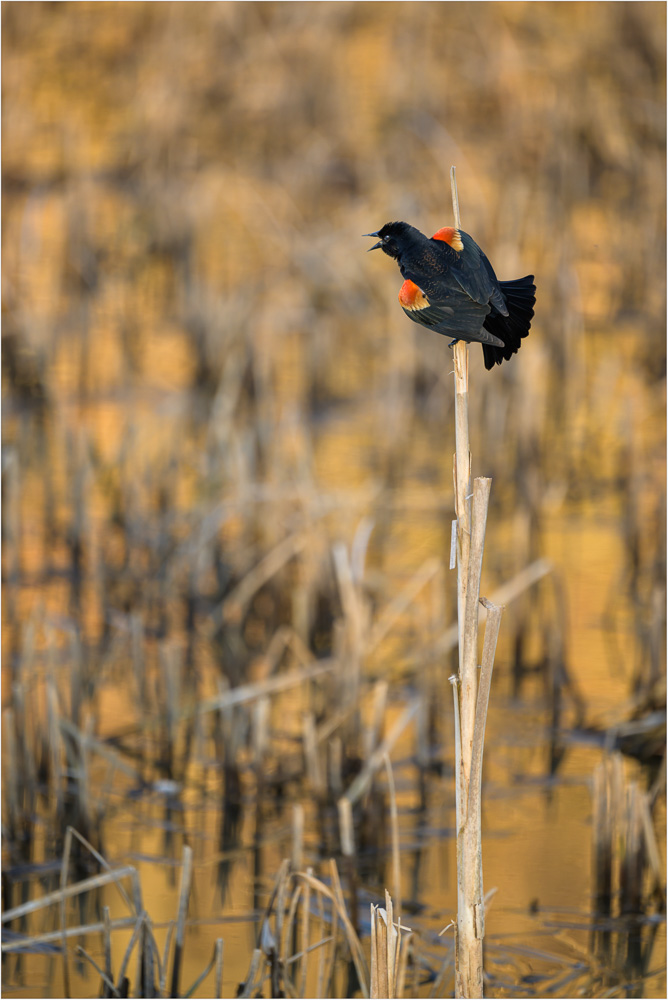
[2,370,665,997]
[2,3,665,998]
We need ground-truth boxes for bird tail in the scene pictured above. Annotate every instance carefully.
[481,276,536,370]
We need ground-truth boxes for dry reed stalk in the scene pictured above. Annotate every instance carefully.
[74,945,121,997]
[469,599,504,817]
[262,912,288,1000]
[314,884,327,997]
[383,754,402,920]
[449,675,463,836]
[2,709,19,840]
[433,558,552,656]
[337,796,355,858]
[117,911,148,992]
[620,782,644,916]
[144,916,163,997]
[367,557,442,651]
[395,927,414,999]
[449,168,501,999]
[296,862,369,997]
[328,735,343,796]
[184,939,223,999]
[303,712,325,797]
[592,756,619,914]
[0,916,142,953]
[58,718,141,781]
[340,696,420,808]
[252,695,270,763]
[364,680,389,762]
[370,891,409,1000]
[239,947,263,998]
[46,674,64,820]
[141,918,156,998]
[103,905,113,998]
[637,791,664,904]
[292,803,305,870]
[59,826,73,998]
[298,865,313,996]
[451,167,472,691]
[159,921,175,995]
[321,866,340,996]
[194,659,337,717]
[220,529,309,625]
[591,748,664,980]
[2,867,138,925]
[430,941,456,999]
[332,542,367,654]
[332,542,366,745]
[214,938,224,998]
[282,881,303,967]
[170,844,193,997]
[274,858,291,971]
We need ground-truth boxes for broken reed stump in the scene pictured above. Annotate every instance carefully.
[450,166,504,999]
[370,891,410,1000]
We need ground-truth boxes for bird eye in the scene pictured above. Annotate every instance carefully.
[383,235,390,243]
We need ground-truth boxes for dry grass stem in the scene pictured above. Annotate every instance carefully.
[239,947,263,998]
[449,171,499,1000]
[342,697,420,808]
[170,845,193,998]
[220,530,310,624]
[469,598,504,819]
[3,8,664,995]
[2,866,138,925]
[328,860,370,997]
[292,803,305,871]
[383,753,402,920]
[370,892,410,1000]
[368,557,441,651]
[433,558,552,656]
[299,866,313,996]
[74,945,121,998]
[461,478,492,788]
[214,938,224,999]
[195,659,337,717]
[1,916,141,953]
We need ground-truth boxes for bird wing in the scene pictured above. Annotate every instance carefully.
[399,276,502,344]
[401,298,455,328]
[434,232,508,315]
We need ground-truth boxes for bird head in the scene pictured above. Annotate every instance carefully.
[364,221,415,259]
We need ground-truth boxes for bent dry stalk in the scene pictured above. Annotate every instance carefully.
[450,166,504,1000]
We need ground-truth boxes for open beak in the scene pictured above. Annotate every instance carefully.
[363,231,383,251]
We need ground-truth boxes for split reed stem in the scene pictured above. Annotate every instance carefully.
[449,166,503,999]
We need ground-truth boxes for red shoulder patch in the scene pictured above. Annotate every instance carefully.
[399,279,429,311]
[431,227,464,252]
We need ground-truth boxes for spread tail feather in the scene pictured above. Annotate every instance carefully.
[481,275,536,370]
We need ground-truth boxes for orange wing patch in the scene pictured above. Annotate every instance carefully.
[399,279,429,311]
[432,226,464,252]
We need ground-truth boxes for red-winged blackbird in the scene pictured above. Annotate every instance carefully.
[365,221,535,369]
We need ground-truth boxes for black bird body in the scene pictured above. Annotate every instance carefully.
[366,221,535,369]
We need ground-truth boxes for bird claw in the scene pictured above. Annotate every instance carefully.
[448,338,459,348]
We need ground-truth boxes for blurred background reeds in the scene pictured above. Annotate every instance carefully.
[2,2,665,997]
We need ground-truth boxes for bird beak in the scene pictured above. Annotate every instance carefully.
[363,231,382,251]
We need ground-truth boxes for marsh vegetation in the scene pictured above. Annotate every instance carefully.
[2,3,665,997]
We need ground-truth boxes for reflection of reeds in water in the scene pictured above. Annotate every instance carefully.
[591,753,665,997]
[2,2,665,996]
[3,834,224,999]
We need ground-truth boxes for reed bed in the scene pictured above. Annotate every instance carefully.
[2,2,665,997]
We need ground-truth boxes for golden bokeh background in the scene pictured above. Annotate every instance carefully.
[2,3,665,997]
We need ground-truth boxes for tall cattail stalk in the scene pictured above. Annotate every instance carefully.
[450,167,504,999]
